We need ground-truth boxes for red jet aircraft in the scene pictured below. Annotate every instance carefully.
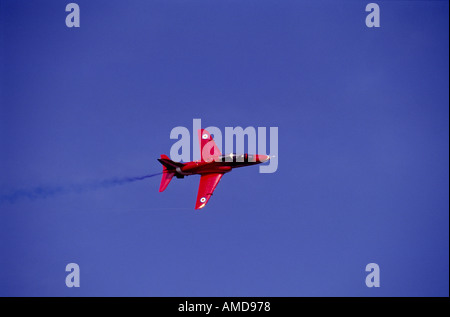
[158,129,270,209]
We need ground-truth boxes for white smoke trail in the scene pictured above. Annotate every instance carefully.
[0,173,162,204]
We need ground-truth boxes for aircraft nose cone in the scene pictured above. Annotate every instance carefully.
[257,155,270,162]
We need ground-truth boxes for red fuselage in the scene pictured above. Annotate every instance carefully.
[175,153,270,176]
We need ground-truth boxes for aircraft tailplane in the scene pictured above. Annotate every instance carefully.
[157,155,183,192]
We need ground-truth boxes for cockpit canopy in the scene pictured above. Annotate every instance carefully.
[217,153,256,163]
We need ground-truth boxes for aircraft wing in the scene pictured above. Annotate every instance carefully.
[198,129,221,162]
[195,173,224,209]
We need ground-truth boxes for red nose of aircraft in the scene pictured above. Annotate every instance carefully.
[256,155,270,163]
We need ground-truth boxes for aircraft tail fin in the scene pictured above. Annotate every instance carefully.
[157,155,182,192]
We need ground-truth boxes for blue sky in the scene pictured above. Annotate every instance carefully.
[0,0,448,296]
